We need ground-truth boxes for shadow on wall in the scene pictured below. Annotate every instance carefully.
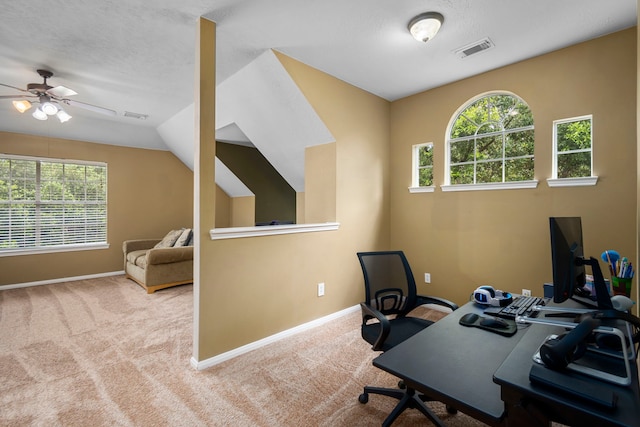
[216,141,296,224]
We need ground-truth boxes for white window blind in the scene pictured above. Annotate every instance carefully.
[0,155,107,252]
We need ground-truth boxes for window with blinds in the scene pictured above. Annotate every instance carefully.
[0,155,107,254]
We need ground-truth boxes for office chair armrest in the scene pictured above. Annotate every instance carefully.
[416,295,458,312]
[360,302,391,351]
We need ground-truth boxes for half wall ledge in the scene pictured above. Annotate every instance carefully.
[209,222,340,240]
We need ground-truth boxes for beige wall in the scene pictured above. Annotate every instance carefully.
[195,47,391,360]
[390,28,637,306]
[304,142,336,223]
[214,186,231,227]
[0,131,193,285]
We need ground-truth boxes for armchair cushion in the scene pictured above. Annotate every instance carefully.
[174,228,193,247]
[154,229,184,248]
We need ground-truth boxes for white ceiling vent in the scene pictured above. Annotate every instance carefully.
[124,111,148,120]
[455,38,494,59]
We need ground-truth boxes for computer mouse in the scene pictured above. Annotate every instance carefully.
[480,317,509,329]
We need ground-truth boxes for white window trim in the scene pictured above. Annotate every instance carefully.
[0,153,108,253]
[552,115,594,180]
[412,142,434,190]
[0,242,110,257]
[441,180,538,192]
[408,186,435,193]
[444,91,535,189]
[547,176,598,187]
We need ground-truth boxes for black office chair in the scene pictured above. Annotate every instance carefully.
[357,251,459,427]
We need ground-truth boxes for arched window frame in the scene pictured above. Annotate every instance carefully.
[442,91,538,192]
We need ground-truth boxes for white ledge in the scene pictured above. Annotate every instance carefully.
[408,186,435,193]
[210,222,340,240]
[0,243,110,257]
[547,176,598,187]
[441,180,538,192]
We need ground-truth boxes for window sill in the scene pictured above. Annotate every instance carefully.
[547,176,598,187]
[0,243,110,257]
[210,222,340,240]
[408,186,435,193]
[441,180,538,192]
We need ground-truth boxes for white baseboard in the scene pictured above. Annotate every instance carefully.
[191,304,360,371]
[0,271,125,291]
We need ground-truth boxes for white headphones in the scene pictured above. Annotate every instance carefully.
[473,285,513,307]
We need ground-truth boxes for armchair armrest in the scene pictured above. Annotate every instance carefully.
[146,246,193,265]
[360,302,391,351]
[416,295,459,312]
[123,239,161,254]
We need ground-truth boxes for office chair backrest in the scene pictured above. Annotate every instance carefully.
[357,251,418,317]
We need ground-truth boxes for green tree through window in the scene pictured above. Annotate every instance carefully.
[413,143,434,187]
[448,93,534,185]
[554,116,592,179]
[0,155,107,251]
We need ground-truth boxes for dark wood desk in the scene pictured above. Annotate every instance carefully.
[373,301,640,427]
[494,317,640,427]
[373,302,527,426]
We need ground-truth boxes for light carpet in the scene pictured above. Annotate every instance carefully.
[0,275,489,426]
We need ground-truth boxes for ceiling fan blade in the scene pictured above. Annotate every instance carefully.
[47,85,77,98]
[0,83,29,93]
[0,95,36,99]
[62,99,117,116]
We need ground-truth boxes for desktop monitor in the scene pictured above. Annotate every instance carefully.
[549,217,613,309]
[549,217,585,303]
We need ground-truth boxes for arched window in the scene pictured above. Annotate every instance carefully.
[445,92,536,190]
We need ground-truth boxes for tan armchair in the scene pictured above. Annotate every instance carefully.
[123,232,193,294]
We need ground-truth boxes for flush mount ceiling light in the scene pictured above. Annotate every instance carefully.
[408,12,444,43]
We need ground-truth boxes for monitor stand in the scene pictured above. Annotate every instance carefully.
[572,256,613,310]
[571,294,598,309]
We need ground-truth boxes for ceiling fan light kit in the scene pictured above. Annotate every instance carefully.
[408,12,444,43]
[56,109,72,123]
[40,98,59,115]
[12,99,31,113]
[32,107,47,121]
[1,69,116,123]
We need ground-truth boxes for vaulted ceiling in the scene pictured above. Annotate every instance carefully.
[0,1,636,171]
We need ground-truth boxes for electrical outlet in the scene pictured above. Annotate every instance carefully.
[317,282,325,297]
[522,289,532,297]
[424,273,431,284]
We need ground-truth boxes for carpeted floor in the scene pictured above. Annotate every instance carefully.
[0,276,490,426]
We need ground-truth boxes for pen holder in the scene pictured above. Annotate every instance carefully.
[611,276,632,297]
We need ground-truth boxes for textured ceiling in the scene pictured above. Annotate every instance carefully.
[0,0,636,150]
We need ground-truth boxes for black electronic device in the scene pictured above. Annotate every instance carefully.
[549,217,613,310]
[483,295,546,320]
[529,363,618,409]
[539,317,600,370]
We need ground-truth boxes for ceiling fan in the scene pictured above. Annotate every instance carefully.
[0,69,116,123]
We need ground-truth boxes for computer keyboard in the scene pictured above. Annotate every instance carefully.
[483,296,547,320]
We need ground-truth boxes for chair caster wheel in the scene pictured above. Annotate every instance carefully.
[398,380,406,389]
[446,405,457,414]
[359,393,369,404]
